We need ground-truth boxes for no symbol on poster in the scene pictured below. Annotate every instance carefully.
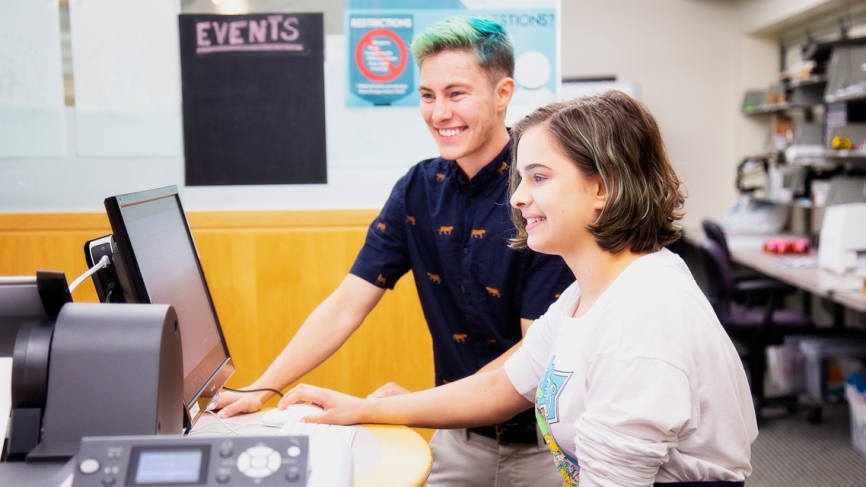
[348,15,414,105]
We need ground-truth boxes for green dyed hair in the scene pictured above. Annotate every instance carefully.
[509,91,685,254]
[410,16,514,82]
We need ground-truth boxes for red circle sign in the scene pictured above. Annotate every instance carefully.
[355,29,408,83]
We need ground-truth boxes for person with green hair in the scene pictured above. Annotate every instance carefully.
[217,16,574,487]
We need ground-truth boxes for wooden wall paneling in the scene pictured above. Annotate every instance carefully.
[0,213,111,303]
[189,212,434,401]
[0,211,436,440]
[188,211,435,441]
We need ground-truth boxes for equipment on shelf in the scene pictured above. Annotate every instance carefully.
[818,202,866,274]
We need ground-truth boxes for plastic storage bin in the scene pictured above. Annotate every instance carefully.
[799,338,866,400]
[847,379,866,459]
[767,337,806,393]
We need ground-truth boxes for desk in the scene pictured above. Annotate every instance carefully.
[0,413,431,487]
[729,249,866,314]
[191,412,432,487]
[683,225,866,322]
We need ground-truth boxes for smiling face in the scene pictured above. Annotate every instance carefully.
[510,126,606,259]
[418,49,513,174]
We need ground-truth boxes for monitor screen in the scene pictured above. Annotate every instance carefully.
[104,186,233,429]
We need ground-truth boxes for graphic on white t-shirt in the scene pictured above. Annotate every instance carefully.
[537,355,571,424]
[535,356,579,486]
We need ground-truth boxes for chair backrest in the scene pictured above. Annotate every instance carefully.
[695,238,736,321]
[702,219,732,261]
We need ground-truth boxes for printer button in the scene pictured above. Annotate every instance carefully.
[79,458,101,475]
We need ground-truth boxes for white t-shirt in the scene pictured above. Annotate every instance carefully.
[505,249,757,487]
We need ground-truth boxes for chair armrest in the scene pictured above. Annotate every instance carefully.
[735,278,795,295]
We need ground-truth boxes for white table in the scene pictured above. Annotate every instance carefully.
[191,411,432,487]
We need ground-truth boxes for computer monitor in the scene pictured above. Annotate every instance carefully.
[103,185,233,430]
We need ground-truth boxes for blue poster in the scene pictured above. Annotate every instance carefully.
[348,15,414,105]
[345,0,559,109]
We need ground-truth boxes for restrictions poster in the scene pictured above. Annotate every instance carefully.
[344,0,559,108]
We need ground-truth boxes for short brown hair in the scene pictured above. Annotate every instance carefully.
[509,91,684,253]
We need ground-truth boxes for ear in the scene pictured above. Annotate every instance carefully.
[591,174,607,211]
[495,77,515,113]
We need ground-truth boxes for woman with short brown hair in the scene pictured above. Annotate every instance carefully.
[283,92,757,487]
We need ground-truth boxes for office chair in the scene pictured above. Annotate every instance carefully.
[696,238,823,424]
[701,219,755,281]
[701,219,799,308]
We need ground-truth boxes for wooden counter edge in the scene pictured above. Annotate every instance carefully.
[358,424,432,487]
[0,210,380,232]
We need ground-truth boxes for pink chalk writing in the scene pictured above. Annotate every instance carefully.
[195,15,303,54]
[196,44,304,54]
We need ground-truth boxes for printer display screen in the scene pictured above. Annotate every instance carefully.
[130,446,208,484]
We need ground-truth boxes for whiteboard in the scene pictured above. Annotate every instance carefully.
[69,0,183,157]
[0,0,66,157]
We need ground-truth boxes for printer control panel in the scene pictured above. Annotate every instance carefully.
[71,435,309,487]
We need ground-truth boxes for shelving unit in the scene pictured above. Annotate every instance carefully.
[738,35,866,236]
[742,103,819,115]
[749,196,814,208]
[825,89,866,103]
[741,80,826,118]
[789,75,828,88]
[824,149,866,159]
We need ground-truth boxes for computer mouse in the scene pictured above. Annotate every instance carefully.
[262,403,325,426]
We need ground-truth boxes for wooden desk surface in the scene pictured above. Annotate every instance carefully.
[355,425,432,487]
[719,230,866,313]
[191,412,431,487]
[729,249,866,313]
[683,224,866,313]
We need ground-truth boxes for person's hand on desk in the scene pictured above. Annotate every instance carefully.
[367,382,410,399]
[281,384,367,425]
[215,388,272,418]
[284,369,531,431]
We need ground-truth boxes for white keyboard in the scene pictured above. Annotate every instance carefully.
[276,420,356,446]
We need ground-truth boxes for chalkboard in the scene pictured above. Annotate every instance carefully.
[179,13,326,186]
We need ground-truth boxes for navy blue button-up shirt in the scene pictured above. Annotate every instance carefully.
[350,141,574,385]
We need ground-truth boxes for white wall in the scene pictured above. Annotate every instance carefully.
[563,0,777,227]
[0,35,434,213]
[740,0,853,35]
[0,0,781,220]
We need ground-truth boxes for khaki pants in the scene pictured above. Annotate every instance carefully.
[426,428,565,487]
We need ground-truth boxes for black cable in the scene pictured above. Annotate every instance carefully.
[104,287,113,304]
[222,386,284,398]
